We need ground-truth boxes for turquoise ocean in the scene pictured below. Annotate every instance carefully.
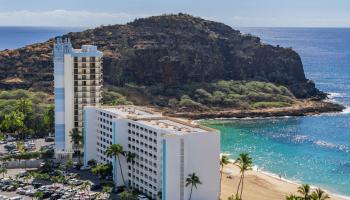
[203,28,350,197]
[0,27,349,197]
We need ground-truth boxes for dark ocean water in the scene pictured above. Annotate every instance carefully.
[204,28,350,197]
[0,26,349,197]
[0,27,84,50]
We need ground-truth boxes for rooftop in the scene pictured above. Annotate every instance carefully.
[89,105,216,135]
[101,106,162,119]
[138,118,212,135]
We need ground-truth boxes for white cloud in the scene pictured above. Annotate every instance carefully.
[230,16,350,27]
[0,10,149,26]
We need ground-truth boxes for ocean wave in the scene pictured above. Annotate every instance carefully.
[272,134,349,153]
[314,140,349,153]
[328,92,348,98]
[341,106,350,114]
[292,134,309,143]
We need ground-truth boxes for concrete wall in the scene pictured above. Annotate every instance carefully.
[113,119,129,187]
[163,137,181,200]
[4,159,43,169]
[64,54,74,151]
[184,132,220,200]
[163,132,220,200]
[84,107,97,166]
[54,42,66,151]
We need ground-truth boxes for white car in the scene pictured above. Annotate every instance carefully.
[25,189,36,196]
[8,197,22,200]
[16,188,26,195]
[137,195,149,200]
[80,165,91,170]
[0,195,9,200]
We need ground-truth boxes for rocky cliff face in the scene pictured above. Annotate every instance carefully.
[0,13,324,98]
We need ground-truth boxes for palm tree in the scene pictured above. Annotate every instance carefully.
[157,191,162,200]
[220,155,230,195]
[0,166,7,178]
[228,195,241,200]
[66,159,73,170]
[102,186,112,199]
[95,192,102,200]
[298,184,311,200]
[119,191,135,200]
[33,191,44,200]
[286,194,302,200]
[14,174,20,181]
[23,173,32,184]
[185,173,202,200]
[234,153,253,199]
[80,181,92,195]
[106,144,126,186]
[69,128,83,160]
[51,176,61,187]
[58,176,66,186]
[126,151,136,189]
[311,188,330,200]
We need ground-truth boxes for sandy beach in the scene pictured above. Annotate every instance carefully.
[220,162,348,200]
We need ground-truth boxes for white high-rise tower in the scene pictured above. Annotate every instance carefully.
[54,37,103,152]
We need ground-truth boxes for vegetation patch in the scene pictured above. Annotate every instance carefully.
[0,89,53,138]
[252,102,292,109]
[112,80,296,111]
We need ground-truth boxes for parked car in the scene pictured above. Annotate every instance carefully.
[25,189,37,196]
[1,185,9,191]
[6,136,16,142]
[45,137,55,142]
[90,183,101,191]
[18,171,28,177]
[114,186,125,194]
[43,191,54,199]
[50,193,63,200]
[137,195,149,200]
[32,181,42,189]
[16,187,26,195]
[80,165,91,170]
[4,143,16,151]
[9,196,23,200]
[6,185,16,192]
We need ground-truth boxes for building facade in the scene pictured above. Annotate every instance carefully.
[84,106,220,200]
[54,37,103,151]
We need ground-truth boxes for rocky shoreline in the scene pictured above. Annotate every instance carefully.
[163,100,345,120]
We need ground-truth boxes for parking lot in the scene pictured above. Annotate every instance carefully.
[0,139,54,155]
[0,168,114,200]
[0,164,128,200]
[0,138,150,200]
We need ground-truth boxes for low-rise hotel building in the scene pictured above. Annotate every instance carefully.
[84,106,220,200]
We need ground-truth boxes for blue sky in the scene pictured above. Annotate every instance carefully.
[0,0,349,27]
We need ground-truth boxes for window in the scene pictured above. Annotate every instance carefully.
[74,57,78,62]
[82,57,86,62]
